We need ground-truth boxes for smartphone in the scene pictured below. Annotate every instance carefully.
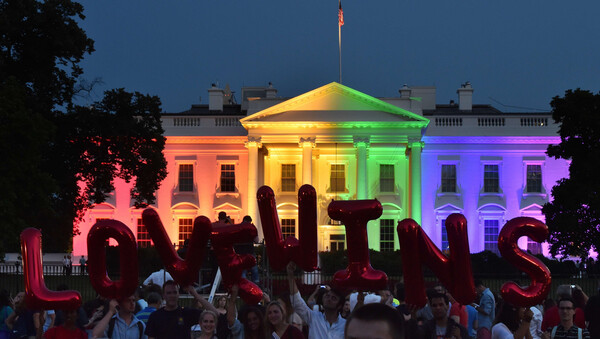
[319,285,326,289]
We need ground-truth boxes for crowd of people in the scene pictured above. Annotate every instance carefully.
[3,214,598,338]
[0,267,598,339]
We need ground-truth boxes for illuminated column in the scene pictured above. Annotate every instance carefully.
[246,136,262,232]
[409,139,423,223]
[354,136,370,200]
[299,137,315,185]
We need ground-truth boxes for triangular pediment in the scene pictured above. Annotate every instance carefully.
[241,82,428,126]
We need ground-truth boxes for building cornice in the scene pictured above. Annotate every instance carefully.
[422,136,561,145]
[166,136,248,144]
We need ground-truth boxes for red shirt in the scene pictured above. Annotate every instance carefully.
[43,326,88,339]
[449,302,468,328]
[541,305,585,330]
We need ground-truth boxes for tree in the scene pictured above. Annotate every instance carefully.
[0,1,167,252]
[543,89,600,258]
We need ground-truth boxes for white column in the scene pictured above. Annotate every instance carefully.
[353,136,370,200]
[299,137,315,185]
[246,137,262,236]
[409,140,423,223]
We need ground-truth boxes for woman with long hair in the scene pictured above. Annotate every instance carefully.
[214,296,228,315]
[264,301,303,339]
[491,300,533,339]
[227,285,265,339]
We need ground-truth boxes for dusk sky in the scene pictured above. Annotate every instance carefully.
[77,1,600,113]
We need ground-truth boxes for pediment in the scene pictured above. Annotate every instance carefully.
[241,82,428,126]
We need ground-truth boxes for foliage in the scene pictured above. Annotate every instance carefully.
[0,79,55,257]
[543,89,600,258]
[0,0,167,252]
[0,0,95,114]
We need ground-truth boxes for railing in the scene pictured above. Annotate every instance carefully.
[215,117,242,127]
[173,117,202,126]
[478,117,505,127]
[435,117,463,126]
[520,117,548,127]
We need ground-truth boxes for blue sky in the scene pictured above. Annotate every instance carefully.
[77,1,600,113]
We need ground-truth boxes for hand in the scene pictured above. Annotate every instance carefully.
[230,284,239,296]
[541,331,551,339]
[286,262,297,275]
[108,299,119,315]
[522,308,533,323]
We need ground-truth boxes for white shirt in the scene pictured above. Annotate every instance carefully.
[291,291,345,339]
[491,323,513,339]
[143,269,173,287]
[529,306,543,339]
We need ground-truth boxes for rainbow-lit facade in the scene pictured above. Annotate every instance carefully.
[72,82,569,257]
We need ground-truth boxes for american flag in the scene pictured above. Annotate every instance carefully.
[338,0,344,26]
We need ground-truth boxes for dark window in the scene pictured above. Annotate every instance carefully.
[441,165,457,193]
[330,234,345,251]
[281,164,296,192]
[527,165,542,193]
[137,218,152,248]
[484,164,499,193]
[220,164,236,192]
[380,219,395,252]
[441,218,449,251]
[380,164,395,193]
[484,220,500,255]
[179,164,194,192]
[527,238,542,255]
[330,164,345,192]
[281,218,296,239]
[178,218,193,248]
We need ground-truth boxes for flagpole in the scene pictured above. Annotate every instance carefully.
[339,21,342,84]
[338,0,343,84]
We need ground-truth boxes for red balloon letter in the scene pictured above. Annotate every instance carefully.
[498,217,551,307]
[257,185,318,272]
[328,199,388,291]
[211,223,262,304]
[397,214,476,307]
[20,228,81,310]
[87,220,139,300]
[142,209,211,287]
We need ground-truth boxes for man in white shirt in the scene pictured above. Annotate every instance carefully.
[143,269,173,288]
[287,262,346,339]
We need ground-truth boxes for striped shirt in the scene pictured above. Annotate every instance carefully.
[550,325,591,339]
[135,306,156,324]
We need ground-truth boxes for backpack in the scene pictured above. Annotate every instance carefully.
[551,326,582,339]
[107,317,144,339]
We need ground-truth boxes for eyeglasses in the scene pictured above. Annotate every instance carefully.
[559,307,574,310]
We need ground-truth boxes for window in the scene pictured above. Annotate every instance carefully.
[380,164,395,193]
[330,234,345,251]
[527,238,542,255]
[441,219,449,251]
[380,219,395,252]
[441,165,457,193]
[484,220,500,255]
[526,165,542,193]
[220,164,236,192]
[330,164,346,192]
[281,164,296,192]
[137,218,152,248]
[484,165,499,193]
[178,164,194,192]
[281,219,296,239]
[178,218,193,248]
